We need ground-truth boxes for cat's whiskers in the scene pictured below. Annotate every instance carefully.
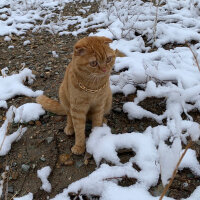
[85,71,101,89]
[81,73,97,90]
[92,75,98,89]
[86,73,96,84]
[88,73,98,88]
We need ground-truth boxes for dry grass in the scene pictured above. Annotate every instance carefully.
[153,0,161,44]
[187,43,200,71]
[159,140,193,200]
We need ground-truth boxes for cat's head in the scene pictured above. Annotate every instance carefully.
[72,36,116,77]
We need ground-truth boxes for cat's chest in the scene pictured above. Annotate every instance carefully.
[72,90,107,106]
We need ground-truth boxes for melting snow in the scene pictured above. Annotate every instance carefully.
[0,107,27,156]
[0,68,43,104]
[14,103,45,123]
[13,193,33,200]
[0,0,200,199]
[37,166,52,193]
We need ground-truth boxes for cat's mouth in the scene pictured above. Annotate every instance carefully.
[99,71,110,76]
[101,68,107,73]
[90,73,108,78]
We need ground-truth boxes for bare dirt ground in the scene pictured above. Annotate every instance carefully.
[0,1,200,199]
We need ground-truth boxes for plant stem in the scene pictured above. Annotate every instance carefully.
[187,44,200,72]
[159,140,193,200]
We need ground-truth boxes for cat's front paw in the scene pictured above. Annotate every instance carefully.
[103,117,107,124]
[64,126,74,136]
[71,145,85,155]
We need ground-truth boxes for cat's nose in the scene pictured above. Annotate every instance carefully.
[101,67,107,72]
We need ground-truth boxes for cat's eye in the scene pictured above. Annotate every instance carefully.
[90,61,98,67]
[106,56,112,63]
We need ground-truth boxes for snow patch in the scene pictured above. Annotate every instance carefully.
[14,193,33,200]
[0,107,27,156]
[0,68,43,106]
[0,100,7,109]
[37,166,52,193]
[23,40,31,46]
[14,103,45,123]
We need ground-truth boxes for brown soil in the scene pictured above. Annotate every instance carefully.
[0,1,200,200]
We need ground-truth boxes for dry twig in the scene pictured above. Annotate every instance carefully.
[0,122,11,153]
[159,140,193,200]
[153,0,161,43]
[187,43,200,72]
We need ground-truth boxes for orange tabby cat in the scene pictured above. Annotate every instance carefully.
[36,36,116,155]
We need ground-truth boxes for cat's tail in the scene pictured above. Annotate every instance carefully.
[36,95,66,115]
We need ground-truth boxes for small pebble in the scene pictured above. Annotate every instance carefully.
[150,183,166,197]
[64,59,69,63]
[186,173,195,178]
[183,182,188,188]
[23,40,30,46]
[75,160,84,168]
[4,36,11,41]
[46,137,54,144]
[11,171,19,180]
[40,155,46,162]
[28,121,34,125]
[57,153,74,167]
[40,73,44,78]
[8,45,14,49]
[32,164,36,169]
[29,66,35,70]
[139,123,145,131]
[12,162,17,167]
[54,116,64,122]
[35,120,42,126]
[64,160,74,166]
[113,107,122,113]
[8,186,14,193]
[43,115,49,119]
[128,127,134,133]
[44,66,52,71]
[21,164,30,172]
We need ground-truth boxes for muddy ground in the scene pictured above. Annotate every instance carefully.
[0,1,200,200]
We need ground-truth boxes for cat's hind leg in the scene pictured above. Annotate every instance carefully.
[70,103,89,155]
[90,105,105,128]
[59,84,74,135]
[103,117,107,124]
[102,91,112,124]
[104,91,112,115]
[64,113,74,135]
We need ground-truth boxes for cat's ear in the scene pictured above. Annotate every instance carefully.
[74,45,86,56]
[102,37,112,44]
